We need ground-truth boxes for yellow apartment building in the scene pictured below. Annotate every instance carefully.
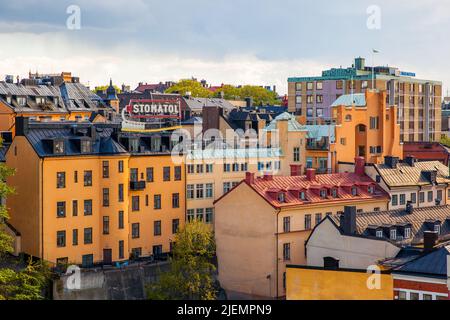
[214,159,390,299]
[5,118,185,266]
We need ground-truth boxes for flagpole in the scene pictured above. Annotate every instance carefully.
[372,50,375,90]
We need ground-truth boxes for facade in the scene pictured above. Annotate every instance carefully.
[214,161,389,299]
[305,205,450,270]
[5,118,185,266]
[288,57,442,142]
[286,265,393,300]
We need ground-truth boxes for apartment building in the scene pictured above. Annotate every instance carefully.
[288,57,442,142]
[5,118,185,266]
[214,160,389,299]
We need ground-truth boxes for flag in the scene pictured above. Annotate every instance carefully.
[373,49,380,53]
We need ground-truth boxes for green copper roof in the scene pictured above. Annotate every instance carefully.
[331,93,366,107]
[264,112,307,132]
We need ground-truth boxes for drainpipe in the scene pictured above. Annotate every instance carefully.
[275,208,280,299]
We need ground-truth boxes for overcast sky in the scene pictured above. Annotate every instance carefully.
[0,0,449,95]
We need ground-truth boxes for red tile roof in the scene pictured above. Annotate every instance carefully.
[245,172,389,208]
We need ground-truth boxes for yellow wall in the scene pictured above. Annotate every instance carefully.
[286,267,393,300]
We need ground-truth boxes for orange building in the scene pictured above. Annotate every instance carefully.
[5,118,184,266]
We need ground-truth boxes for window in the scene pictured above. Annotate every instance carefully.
[304,214,312,230]
[410,292,419,300]
[196,164,203,174]
[84,228,93,244]
[84,170,92,186]
[293,147,300,162]
[437,190,443,201]
[146,167,154,182]
[336,80,343,90]
[146,194,149,206]
[223,182,232,194]
[205,164,213,173]
[132,196,140,211]
[369,116,379,129]
[315,213,322,225]
[307,82,313,90]
[172,193,179,208]
[392,195,398,206]
[295,95,302,104]
[399,194,406,206]
[187,184,194,199]
[434,224,441,235]
[187,209,195,222]
[296,83,302,91]
[187,164,194,174]
[320,189,327,199]
[74,170,78,183]
[118,211,124,229]
[419,192,425,203]
[316,95,323,104]
[428,191,433,202]
[376,230,383,238]
[130,168,138,182]
[103,216,110,235]
[316,82,323,90]
[163,167,171,181]
[57,172,66,188]
[340,138,346,145]
[153,245,163,257]
[404,227,411,239]
[72,229,78,246]
[351,187,358,196]
[205,208,214,224]
[423,294,432,301]
[410,193,416,204]
[232,163,239,172]
[72,200,78,217]
[283,217,290,233]
[80,140,92,153]
[299,191,306,201]
[118,184,124,202]
[174,166,182,181]
[390,229,397,240]
[57,201,66,218]
[368,185,375,194]
[131,248,142,259]
[118,160,124,173]
[398,291,407,300]
[119,240,124,259]
[278,193,285,203]
[154,220,162,236]
[172,219,180,234]
[196,184,204,199]
[132,223,140,239]
[361,80,368,89]
[283,243,291,261]
[84,199,92,216]
[82,254,94,268]
[102,161,109,178]
[54,140,65,154]
[307,95,313,104]
[196,208,204,221]
[205,183,213,198]
[103,188,109,207]
[57,231,66,247]
[154,194,162,209]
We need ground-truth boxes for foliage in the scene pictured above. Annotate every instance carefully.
[146,220,217,300]
[219,84,280,106]
[440,135,450,148]
[93,85,121,94]
[165,79,214,98]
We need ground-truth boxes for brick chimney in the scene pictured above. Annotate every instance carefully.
[245,172,255,184]
[340,206,357,235]
[290,164,303,177]
[306,168,316,182]
[354,157,365,176]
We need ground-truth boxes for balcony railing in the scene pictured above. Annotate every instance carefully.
[306,143,329,151]
[130,180,146,191]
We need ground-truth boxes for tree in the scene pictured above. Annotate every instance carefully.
[440,135,450,148]
[146,220,217,300]
[165,79,214,98]
[214,85,280,106]
[0,144,50,300]
[93,85,121,94]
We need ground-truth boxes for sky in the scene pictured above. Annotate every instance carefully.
[0,0,449,96]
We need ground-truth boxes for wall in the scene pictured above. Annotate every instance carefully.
[286,266,393,300]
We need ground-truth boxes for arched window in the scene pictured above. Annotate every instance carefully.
[345,114,352,122]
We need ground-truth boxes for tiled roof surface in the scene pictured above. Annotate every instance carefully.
[60,82,102,111]
[394,245,450,276]
[184,97,236,112]
[264,112,307,132]
[247,172,388,208]
[374,161,450,187]
[331,93,366,107]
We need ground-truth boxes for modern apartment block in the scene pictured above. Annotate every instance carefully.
[5,118,185,266]
[288,57,442,142]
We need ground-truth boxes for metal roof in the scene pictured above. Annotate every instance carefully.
[331,93,366,107]
[394,245,450,277]
[264,112,307,132]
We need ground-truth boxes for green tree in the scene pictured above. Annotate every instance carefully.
[93,85,122,94]
[214,85,280,105]
[440,135,450,148]
[165,79,214,98]
[0,145,50,300]
[146,220,217,300]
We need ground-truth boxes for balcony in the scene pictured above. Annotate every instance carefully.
[306,142,329,151]
[130,180,146,191]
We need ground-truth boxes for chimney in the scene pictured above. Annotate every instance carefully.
[245,97,253,108]
[305,168,316,182]
[354,157,365,176]
[404,155,416,167]
[384,156,399,169]
[290,164,303,177]
[15,116,29,136]
[263,173,273,181]
[423,231,438,252]
[405,201,414,214]
[245,172,255,184]
[340,206,357,235]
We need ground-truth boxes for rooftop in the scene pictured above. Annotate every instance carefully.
[264,112,307,132]
[331,93,366,107]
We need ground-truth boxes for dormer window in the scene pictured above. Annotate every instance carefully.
[36,97,46,104]
[299,191,306,201]
[17,96,27,106]
[320,189,327,199]
[6,96,11,104]
[54,97,59,105]
[351,187,358,196]
[80,139,93,153]
[390,229,397,240]
[376,230,383,238]
[278,193,286,203]
[331,188,338,198]
[404,227,411,239]
[368,185,375,194]
[434,224,441,235]
[54,140,65,154]
[129,138,139,152]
